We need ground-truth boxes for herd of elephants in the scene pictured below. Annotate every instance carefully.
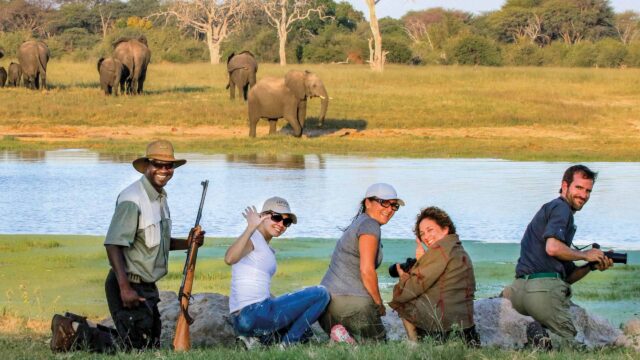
[0,36,329,137]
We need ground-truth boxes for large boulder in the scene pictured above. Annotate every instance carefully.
[104,292,633,350]
[157,291,236,347]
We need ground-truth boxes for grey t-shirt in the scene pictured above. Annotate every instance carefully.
[321,213,382,297]
[515,197,577,279]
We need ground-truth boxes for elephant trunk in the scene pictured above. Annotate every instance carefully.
[318,88,329,127]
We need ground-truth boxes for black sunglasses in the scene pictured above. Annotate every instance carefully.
[148,159,174,170]
[265,212,293,227]
[370,197,400,211]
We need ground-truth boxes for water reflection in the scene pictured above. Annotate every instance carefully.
[225,154,326,170]
[1,150,639,250]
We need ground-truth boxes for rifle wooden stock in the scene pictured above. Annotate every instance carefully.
[173,180,208,352]
[173,230,199,351]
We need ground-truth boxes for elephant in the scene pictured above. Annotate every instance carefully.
[0,67,6,87]
[226,51,258,101]
[97,57,126,96]
[17,40,50,90]
[112,36,151,95]
[8,62,22,87]
[247,70,329,138]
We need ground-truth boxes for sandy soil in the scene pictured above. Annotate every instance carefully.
[0,124,602,142]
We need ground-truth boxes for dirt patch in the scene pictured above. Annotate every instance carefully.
[1,124,633,142]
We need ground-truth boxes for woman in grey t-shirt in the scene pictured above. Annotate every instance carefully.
[319,183,404,342]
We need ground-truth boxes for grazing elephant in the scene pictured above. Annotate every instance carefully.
[247,70,329,138]
[8,62,22,87]
[97,57,126,96]
[112,36,151,95]
[0,67,6,87]
[17,40,50,90]
[226,51,258,101]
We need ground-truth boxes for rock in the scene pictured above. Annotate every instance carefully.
[622,318,640,351]
[157,291,236,348]
[383,297,627,349]
[102,292,631,350]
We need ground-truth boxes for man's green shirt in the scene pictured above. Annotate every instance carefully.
[104,176,171,283]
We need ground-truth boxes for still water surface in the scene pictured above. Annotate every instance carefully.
[1,150,639,249]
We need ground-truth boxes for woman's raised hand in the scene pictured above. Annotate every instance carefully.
[415,237,426,259]
[243,206,268,229]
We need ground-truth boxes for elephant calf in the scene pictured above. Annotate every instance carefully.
[0,67,6,87]
[8,62,21,87]
[97,57,124,96]
[247,70,329,138]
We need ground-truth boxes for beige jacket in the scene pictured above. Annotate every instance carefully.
[389,234,476,332]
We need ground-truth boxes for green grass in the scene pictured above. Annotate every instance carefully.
[1,63,639,160]
[1,332,638,360]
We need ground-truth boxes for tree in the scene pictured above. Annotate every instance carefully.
[159,0,249,64]
[258,0,328,66]
[614,11,640,45]
[0,0,53,36]
[363,0,385,71]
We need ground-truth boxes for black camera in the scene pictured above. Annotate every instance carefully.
[592,243,627,264]
[388,257,417,278]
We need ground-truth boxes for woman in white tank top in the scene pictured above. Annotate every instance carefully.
[224,196,330,347]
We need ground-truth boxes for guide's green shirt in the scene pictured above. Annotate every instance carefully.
[104,176,171,283]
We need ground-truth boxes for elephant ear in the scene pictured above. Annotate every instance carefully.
[285,70,306,100]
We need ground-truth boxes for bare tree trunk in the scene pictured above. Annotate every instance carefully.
[278,23,287,66]
[365,0,383,72]
[206,32,221,64]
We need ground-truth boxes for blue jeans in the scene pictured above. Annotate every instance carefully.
[232,285,330,345]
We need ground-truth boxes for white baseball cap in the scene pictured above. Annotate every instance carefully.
[261,196,298,224]
[365,183,405,206]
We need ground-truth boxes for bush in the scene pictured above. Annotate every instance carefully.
[624,41,640,67]
[409,42,445,65]
[446,34,502,66]
[503,43,544,66]
[383,36,413,64]
[594,38,628,68]
[564,42,597,67]
[540,42,571,66]
[0,31,33,59]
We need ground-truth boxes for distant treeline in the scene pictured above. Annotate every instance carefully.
[1,0,639,67]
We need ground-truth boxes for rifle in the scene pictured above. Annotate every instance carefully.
[173,180,209,351]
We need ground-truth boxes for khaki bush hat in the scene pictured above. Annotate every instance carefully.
[261,196,298,224]
[132,140,187,173]
[365,183,405,206]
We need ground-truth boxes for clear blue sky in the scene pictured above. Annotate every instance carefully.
[345,0,640,19]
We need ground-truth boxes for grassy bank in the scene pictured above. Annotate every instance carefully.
[1,63,639,161]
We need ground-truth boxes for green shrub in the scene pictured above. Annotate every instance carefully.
[446,34,502,66]
[503,43,544,66]
[0,31,33,59]
[624,41,640,67]
[564,42,597,67]
[594,38,628,68]
[383,36,413,64]
[409,42,445,65]
[540,41,571,66]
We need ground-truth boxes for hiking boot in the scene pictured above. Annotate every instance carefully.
[526,321,552,351]
[50,314,79,352]
[330,324,356,345]
[236,335,263,350]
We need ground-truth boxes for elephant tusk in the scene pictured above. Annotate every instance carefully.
[318,95,326,100]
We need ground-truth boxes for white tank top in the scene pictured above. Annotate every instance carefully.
[228,230,277,313]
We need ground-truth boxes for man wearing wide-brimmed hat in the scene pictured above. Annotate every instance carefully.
[51,140,202,352]
[101,140,204,350]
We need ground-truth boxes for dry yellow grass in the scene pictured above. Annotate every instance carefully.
[1,62,639,160]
